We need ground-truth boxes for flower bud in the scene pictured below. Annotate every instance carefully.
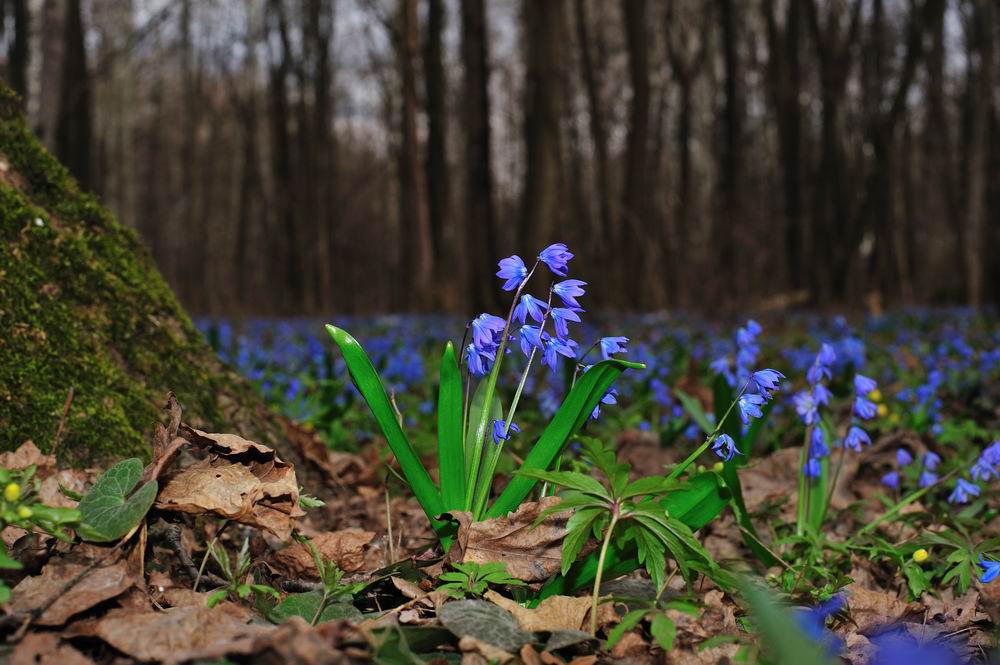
[16,506,32,519]
[912,548,929,563]
[712,462,724,473]
[4,483,21,502]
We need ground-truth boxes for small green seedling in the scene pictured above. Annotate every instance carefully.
[437,561,525,599]
[206,538,280,608]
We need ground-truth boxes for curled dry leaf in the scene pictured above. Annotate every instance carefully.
[155,425,304,539]
[447,497,568,582]
[9,546,133,626]
[93,602,271,664]
[485,590,591,633]
[0,441,57,475]
[269,530,376,578]
[458,635,517,664]
[846,585,924,634]
[8,632,94,665]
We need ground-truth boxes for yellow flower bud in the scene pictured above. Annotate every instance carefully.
[712,462,724,473]
[868,388,882,402]
[877,404,889,417]
[16,506,32,519]
[696,464,706,473]
[4,483,21,502]
[912,548,928,563]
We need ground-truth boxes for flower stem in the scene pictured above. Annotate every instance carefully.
[667,381,748,481]
[591,509,620,636]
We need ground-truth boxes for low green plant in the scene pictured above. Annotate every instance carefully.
[206,538,280,608]
[297,534,355,624]
[519,437,717,635]
[606,597,699,652]
[0,466,81,602]
[437,561,525,599]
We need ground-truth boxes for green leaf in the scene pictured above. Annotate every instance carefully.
[0,542,22,570]
[76,458,157,542]
[578,437,630,497]
[562,507,603,574]
[438,600,532,653]
[675,388,714,434]
[606,609,646,649]
[326,326,445,529]
[437,342,466,510]
[513,469,609,499]
[487,359,644,518]
[463,361,505,509]
[622,476,676,500]
[740,583,838,665]
[267,592,363,624]
[649,613,676,651]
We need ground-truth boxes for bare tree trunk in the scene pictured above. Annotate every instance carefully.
[521,0,566,251]
[716,0,742,302]
[397,0,433,310]
[3,0,29,102]
[460,0,496,310]
[424,0,453,308]
[574,0,614,249]
[962,0,994,306]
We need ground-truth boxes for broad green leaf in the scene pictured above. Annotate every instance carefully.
[463,377,501,478]
[513,469,609,499]
[562,507,603,574]
[622,476,676,500]
[741,583,837,665]
[606,609,646,649]
[267,592,362,624]
[675,388,713,434]
[649,613,676,651]
[437,342,465,510]
[578,437,630,496]
[0,543,22,570]
[326,326,445,529]
[77,459,157,542]
[438,600,532,653]
[487,359,644,518]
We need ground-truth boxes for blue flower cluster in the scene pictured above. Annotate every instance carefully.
[794,344,835,477]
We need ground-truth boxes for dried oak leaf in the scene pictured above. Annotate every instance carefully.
[8,632,94,665]
[9,546,133,626]
[458,635,517,664]
[93,602,272,664]
[847,585,923,634]
[485,590,591,633]
[447,497,568,582]
[155,426,304,539]
[269,530,376,577]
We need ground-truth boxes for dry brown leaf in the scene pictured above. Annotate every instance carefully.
[666,642,742,665]
[155,425,305,539]
[847,585,923,634]
[93,603,271,664]
[0,441,56,475]
[269,529,376,577]
[448,497,568,582]
[9,547,133,626]
[8,632,94,665]
[610,631,654,663]
[921,588,989,629]
[458,635,517,664]
[485,590,591,632]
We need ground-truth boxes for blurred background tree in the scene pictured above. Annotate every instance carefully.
[0,0,997,315]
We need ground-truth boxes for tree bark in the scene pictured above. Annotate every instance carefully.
[715,0,742,301]
[424,0,453,308]
[520,0,566,251]
[3,0,29,102]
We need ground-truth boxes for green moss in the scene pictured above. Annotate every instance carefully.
[0,84,244,466]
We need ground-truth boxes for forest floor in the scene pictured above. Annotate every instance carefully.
[1,311,998,664]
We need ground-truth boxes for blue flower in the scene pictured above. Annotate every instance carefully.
[496,255,529,291]
[853,397,877,420]
[513,294,548,324]
[978,554,1000,584]
[812,383,833,406]
[750,369,784,399]
[599,336,629,360]
[807,344,836,385]
[590,388,618,420]
[918,470,938,488]
[793,391,818,425]
[738,394,765,425]
[844,426,871,452]
[471,313,505,350]
[948,478,980,504]
[550,307,582,339]
[896,448,913,466]
[712,433,742,462]
[552,279,587,308]
[465,343,495,377]
[810,427,830,458]
[803,458,823,477]
[970,458,999,482]
[538,243,574,276]
[491,419,520,445]
[542,336,576,371]
[518,325,545,357]
[854,373,878,396]
[923,452,941,471]
[795,594,845,657]
[882,471,900,488]
[869,630,964,665]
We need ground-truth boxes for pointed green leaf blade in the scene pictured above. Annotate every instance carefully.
[437,342,465,510]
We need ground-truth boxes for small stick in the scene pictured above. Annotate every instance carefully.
[50,387,75,456]
[194,520,230,591]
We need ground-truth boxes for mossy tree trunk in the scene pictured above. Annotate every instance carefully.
[0,82,315,481]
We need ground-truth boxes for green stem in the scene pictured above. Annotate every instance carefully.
[310,590,330,626]
[667,382,748,481]
[591,509,620,636]
[849,467,958,544]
